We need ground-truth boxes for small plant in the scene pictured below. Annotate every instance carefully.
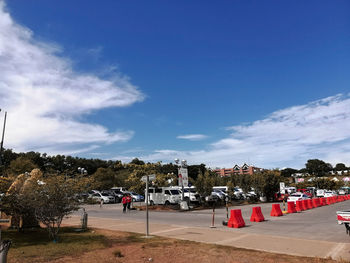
[113,249,124,258]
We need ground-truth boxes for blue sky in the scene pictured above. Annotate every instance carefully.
[0,0,349,169]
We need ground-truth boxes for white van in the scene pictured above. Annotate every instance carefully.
[146,187,181,205]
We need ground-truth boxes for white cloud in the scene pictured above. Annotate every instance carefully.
[177,134,208,141]
[0,2,144,154]
[137,94,350,169]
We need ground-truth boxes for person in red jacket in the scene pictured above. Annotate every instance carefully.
[126,193,132,211]
[122,194,128,213]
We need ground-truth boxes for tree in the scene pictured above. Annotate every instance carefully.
[251,170,280,201]
[125,163,159,194]
[27,174,81,241]
[129,158,145,165]
[281,168,298,177]
[239,174,252,194]
[92,167,116,190]
[7,157,37,176]
[305,159,330,177]
[195,170,214,200]
[335,163,347,171]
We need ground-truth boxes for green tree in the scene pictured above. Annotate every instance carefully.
[305,159,330,177]
[7,157,37,176]
[281,168,298,177]
[251,170,280,201]
[195,170,214,199]
[335,163,347,171]
[129,158,145,165]
[27,174,81,240]
[237,174,252,194]
[92,167,116,190]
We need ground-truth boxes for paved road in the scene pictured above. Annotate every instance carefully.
[73,200,350,242]
[64,200,350,260]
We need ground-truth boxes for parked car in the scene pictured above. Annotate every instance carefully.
[338,189,346,195]
[125,191,144,202]
[287,192,310,204]
[316,189,326,197]
[181,188,201,203]
[212,189,226,200]
[205,194,220,203]
[102,190,121,203]
[109,188,124,202]
[91,192,115,203]
[324,191,337,197]
[297,189,313,198]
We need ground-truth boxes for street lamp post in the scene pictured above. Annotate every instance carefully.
[175,159,188,201]
[0,109,7,167]
[78,167,87,175]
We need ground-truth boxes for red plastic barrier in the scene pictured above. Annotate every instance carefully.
[270,204,283,217]
[250,206,265,222]
[319,198,325,206]
[287,202,297,213]
[295,200,304,212]
[228,209,245,228]
[326,197,332,205]
[312,198,319,208]
[306,199,314,209]
[301,199,308,210]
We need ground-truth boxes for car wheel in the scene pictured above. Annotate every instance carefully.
[132,198,136,202]
[165,200,170,206]
[150,200,154,206]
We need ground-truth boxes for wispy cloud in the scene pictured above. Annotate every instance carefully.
[0,2,144,154]
[136,94,350,168]
[177,134,208,141]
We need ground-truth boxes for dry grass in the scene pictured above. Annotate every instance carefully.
[4,227,347,263]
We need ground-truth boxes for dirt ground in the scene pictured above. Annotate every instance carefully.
[7,229,339,263]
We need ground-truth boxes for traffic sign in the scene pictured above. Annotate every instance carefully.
[141,174,156,182]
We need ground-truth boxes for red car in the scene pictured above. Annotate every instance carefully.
[297,189,313,198]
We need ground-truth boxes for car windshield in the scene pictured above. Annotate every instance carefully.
[170,190,180,195]
[101,193,109,196]
[290,194,301,197]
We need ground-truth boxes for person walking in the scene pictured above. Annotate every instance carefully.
[126,193,132,211]
[122,194,127,213]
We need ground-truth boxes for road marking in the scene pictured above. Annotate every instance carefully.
[152,226,189,235]
[214,233,250,244]
[326,243,346,259]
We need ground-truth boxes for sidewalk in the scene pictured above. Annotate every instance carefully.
[62,215,350,261]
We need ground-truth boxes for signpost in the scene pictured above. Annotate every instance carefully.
[179,168,188,188]
[142,174,156,237]
[280,182,285,194]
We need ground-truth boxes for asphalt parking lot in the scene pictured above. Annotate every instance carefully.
[65,200,350,260]
[73,199,350,243]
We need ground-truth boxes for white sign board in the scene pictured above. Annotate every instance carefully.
[280,182,285,194]
[141,174,156,183]
[178,168,188,187]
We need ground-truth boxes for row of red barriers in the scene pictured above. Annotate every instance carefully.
[227,194,350,228]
